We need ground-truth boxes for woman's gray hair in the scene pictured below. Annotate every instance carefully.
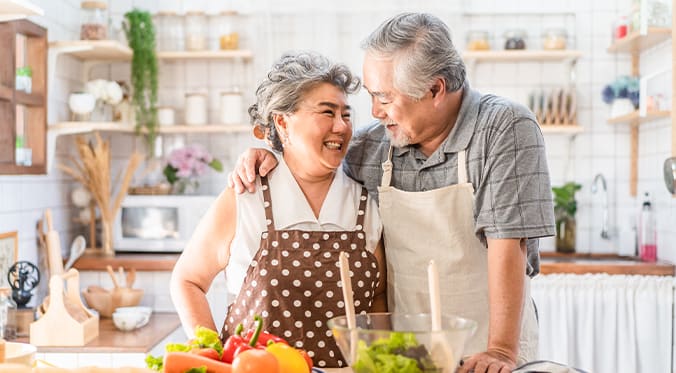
[361,12,466,99]
[248,51,361,152]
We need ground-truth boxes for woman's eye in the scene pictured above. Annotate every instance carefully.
[323,110,335,117]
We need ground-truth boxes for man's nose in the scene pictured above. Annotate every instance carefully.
[371,98,386,119]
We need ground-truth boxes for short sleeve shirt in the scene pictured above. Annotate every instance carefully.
[343,84,555,277]
[225,156,383,298]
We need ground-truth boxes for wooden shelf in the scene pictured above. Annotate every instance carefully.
[607,27,672,54]
[157,50,253,61]
[606,110,670,125]
[49,122,251,135]
[14,90,42,106]
[540,125,583,134]
[0,0,43,22]
[463,50,582,63]
[49,40,132,61]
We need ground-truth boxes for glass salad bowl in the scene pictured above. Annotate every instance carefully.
[328,312,476,373]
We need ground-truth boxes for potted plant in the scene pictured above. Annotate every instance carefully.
[123,9,159,156]
[163,145,223,194]
[552,182,582,253]
[601,75,639,117]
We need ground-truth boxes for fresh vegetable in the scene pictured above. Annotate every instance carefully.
[245,329,288,346]
[298,349,313,371]
[222,316,264,363]
[266,342,311,373]
[193,347,221,361]
[163,351,233,373]
[146,326,224,372]
[351,332,440,373]
[232,349,280,373]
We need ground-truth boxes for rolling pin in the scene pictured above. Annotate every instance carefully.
[44,209,64,277]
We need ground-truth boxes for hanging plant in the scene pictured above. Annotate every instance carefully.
[124,9,158,156]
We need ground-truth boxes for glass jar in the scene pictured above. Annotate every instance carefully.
[185,92,208,125]
[80,1,107,40]
[185,11,207,51]
[542,28,568,50]
[503,29,527,50]
[466,30,491,51]
[215,11,240,50]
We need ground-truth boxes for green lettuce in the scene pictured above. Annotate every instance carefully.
[352,332,439,373]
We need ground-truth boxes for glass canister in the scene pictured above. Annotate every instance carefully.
[466,30,491,51]
[0,288,17,340]
[80,1,107,40]
[503,29,527,50]
[219,88,243,125]
[185,11,207,51]
[542,28,568,50]
[185,92,208,125]
[216,11,240,50]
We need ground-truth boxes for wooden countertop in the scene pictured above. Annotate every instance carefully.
[74,252,675,276]
[16,312,181,353]
[540,252,674,276]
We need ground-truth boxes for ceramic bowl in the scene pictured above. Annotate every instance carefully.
[114,306,152,328]
[327,312,477,373]
[82,287,144,318]
[68,92,96,115]
[4,341,37,365]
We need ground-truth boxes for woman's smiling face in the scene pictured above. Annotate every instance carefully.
[276,82,353,176]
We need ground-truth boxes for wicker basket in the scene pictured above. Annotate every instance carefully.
[128,184,171,195]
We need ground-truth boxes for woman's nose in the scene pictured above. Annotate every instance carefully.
[333,116,350,132]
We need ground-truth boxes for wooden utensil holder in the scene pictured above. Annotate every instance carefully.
[30,269,99,346]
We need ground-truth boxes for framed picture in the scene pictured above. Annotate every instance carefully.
[0,231,18,288]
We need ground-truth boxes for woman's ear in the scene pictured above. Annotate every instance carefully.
[273,113,288,138]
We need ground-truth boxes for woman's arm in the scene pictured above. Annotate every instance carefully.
[170,187,238,337]
[370,238,388,312]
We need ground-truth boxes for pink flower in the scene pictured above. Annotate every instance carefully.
[165,144,221,186]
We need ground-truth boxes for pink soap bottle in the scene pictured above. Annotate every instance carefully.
[638,192,657,262]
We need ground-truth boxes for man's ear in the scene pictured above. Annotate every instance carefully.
[430,78,445,99]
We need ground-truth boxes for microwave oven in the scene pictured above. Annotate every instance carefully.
[113,195,215,253]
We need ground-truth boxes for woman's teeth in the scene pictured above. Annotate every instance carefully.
[324,141,342,150]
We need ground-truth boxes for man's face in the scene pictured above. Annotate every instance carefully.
[363,53,434,148]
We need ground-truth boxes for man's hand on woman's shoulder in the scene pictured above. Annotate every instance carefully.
[227,148,278,193]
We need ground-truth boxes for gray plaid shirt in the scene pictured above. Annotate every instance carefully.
[343,85,555,276]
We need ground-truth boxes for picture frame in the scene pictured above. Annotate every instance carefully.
[0,231,18,288]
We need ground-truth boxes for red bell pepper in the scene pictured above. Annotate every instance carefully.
[244,329,288,347]
[221,315,264,364]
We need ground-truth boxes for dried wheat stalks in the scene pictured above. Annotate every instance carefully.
[58,133,142,254]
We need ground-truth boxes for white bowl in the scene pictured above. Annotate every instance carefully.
[4,341,37,365]
[112,306,152,331]
[68,92,96,115]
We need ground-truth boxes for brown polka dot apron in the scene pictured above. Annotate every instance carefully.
[221,175,380,368]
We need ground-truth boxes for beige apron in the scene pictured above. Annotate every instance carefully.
[377,147,538,364]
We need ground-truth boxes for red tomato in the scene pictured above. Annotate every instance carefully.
[298,349,313,372]
[192,347,221,361]
[232,349,280,373]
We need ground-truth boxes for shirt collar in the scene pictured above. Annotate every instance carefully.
[268,155,356,230]
[391,82,482,157]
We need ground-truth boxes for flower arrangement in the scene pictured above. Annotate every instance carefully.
[601,75,640,108]
[163,145,223,194]
[86,79,124,106]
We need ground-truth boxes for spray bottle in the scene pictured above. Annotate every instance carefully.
[638,192,657,262]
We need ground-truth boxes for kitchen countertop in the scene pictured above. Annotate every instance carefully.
[73,251,675,276]
[15,312,181,353]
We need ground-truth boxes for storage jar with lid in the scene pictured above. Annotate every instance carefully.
[503,29,527,50]
[466,30,491,51]
[185,11,207,51]
[80,1,107,40]
[185,93,208,125]
[542,28,568,50]
[219,89,243,125]
[214,11,240,50]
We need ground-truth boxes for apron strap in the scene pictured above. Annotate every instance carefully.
[457,149,468,184]
[355,187,369,229]
[380,146,394,188]
[260,176,275,230]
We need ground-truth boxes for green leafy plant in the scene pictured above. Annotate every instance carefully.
[124,9,158,156]
[552,182,582,219]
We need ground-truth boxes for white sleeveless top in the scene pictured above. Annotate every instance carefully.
[224,156,382,299]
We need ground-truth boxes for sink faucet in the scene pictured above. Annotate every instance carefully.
[591,173,610,240]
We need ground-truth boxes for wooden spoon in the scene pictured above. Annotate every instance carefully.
[339,252,357,362]
[106,265,120,288]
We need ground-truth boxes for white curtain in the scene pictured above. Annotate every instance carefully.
[531,274,674,373]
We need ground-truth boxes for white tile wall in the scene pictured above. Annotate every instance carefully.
[1,0,675,323]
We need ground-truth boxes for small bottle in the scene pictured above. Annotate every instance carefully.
[0,288,17,340]
[638,192,657,262]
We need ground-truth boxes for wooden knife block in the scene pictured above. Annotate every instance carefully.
[30,269,99,346]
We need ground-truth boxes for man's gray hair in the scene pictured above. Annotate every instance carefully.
[361,12,466,99]
[248,51,361,152]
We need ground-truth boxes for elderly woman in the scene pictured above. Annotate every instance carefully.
[170,51,386,369]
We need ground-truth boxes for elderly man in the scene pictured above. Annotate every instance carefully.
[230,13,555,373]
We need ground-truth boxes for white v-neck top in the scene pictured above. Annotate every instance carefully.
[224,156,382,298]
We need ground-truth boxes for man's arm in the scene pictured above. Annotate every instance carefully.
[227,148,278,193]
[458,237,526,373]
